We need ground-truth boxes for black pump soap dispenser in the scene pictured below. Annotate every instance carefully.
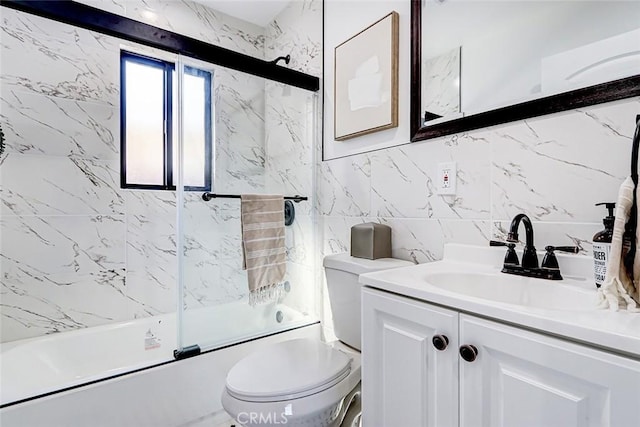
[593,202,615,288]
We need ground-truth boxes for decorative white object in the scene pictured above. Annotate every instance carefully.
[334,11,399,141]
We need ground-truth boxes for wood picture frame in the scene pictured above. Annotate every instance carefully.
[334,11,399,141]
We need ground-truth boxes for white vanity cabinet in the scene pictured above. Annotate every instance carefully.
[362,287,459,427]
[459,314,640,427]
[362,287,640,427]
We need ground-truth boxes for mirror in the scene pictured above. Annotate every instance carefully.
[411,0,640,142]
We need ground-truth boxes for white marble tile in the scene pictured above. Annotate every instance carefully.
[280,262,315,315]
[214,70,266,194]
[264,0,322,76]
[214,143,266,194]
[491,98,638,222]
[0,21,118,105]
[264,81,315,217]
[178,193,248,308]
[320,215,374,256]
[72,0,127,16]
[1,268,129,342]
[371,132,491,219]
[182,257,247,309]
[126,0,264,57]
[0,154,123,216]
[125,270,176,318]
[265,167,313,216]
[2,8,119,51]
[318,155,371,217]
[218,259,251,300]
[265,82,315,168]
[1,213,128,342]
[126,189,177,218]
[379,218,490,264]
[125,191,177,317]
[1,214,125,278]
[0,89,118,159]
[284,214,314,267]
[184,205,242,261]
[182,191,239,223]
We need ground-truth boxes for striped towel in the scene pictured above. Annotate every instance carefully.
[241,194,286,306]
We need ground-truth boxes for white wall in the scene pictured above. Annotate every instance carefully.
[323,0,411,160]
[319,0,640,340]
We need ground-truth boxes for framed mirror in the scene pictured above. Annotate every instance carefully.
[411,0,640,143]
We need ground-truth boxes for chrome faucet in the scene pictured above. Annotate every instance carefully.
[506,213,538,269]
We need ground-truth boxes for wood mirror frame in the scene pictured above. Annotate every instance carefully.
[410,0,640,143]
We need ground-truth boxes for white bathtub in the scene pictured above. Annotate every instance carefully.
[0,301,314,407]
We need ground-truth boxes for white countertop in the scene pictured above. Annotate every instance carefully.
[359,244,640,358]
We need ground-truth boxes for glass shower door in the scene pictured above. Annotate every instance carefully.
[175,58,318,354]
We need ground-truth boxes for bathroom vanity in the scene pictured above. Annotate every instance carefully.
[360,244,640,427]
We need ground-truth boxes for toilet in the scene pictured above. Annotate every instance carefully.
[221,253,413,427]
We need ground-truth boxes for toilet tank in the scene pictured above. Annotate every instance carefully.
[323,254,413,350]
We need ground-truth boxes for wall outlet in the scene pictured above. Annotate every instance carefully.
[437,161,457,195]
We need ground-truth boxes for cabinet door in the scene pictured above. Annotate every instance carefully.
[362,288,458,427]
[459,314,640,427]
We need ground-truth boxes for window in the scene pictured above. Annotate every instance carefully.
[120,51,212,191]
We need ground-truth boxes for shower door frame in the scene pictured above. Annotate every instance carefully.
[1,0,320,92]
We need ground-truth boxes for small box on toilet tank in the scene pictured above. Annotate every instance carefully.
[350,222,392,259]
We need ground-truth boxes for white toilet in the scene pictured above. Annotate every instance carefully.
[221,253,412,427]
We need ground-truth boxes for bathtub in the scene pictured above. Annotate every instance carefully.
[0,301,315,407]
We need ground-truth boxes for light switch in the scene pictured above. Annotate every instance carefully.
[437,161,456,195]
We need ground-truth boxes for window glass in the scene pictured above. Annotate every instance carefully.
[121,52,212,191]
[183,71,209,188]
[123,60,165,186]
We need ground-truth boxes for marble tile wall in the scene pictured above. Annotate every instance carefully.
[317,96,640,340]
[264,0,322,316]
[1,7,128,341]
[1,1,320,342]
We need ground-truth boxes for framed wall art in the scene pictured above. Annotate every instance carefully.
[334,11,399,141]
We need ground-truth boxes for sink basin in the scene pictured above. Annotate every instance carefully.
[423,272,598,311]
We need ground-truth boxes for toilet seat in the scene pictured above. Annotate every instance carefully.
[226,338,352,403]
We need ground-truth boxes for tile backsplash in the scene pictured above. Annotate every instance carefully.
[317,96,639,340]
[318,97,640,263]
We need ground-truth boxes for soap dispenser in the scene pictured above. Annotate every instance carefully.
[593,202,615,288]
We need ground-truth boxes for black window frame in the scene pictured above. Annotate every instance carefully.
[120,51,212,191]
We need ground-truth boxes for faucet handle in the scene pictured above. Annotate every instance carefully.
[541,245,580,271]
[490,240,514,247]
[490,240,519,265]
[545,245,580,254]
[542,247,560,270]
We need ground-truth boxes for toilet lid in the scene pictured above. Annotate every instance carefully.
[226,338,352,402]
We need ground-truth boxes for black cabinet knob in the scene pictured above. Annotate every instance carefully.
[459,344,478,362]
[432,334,449,351]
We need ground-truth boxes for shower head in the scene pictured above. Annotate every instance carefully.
[270,54,291,66]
